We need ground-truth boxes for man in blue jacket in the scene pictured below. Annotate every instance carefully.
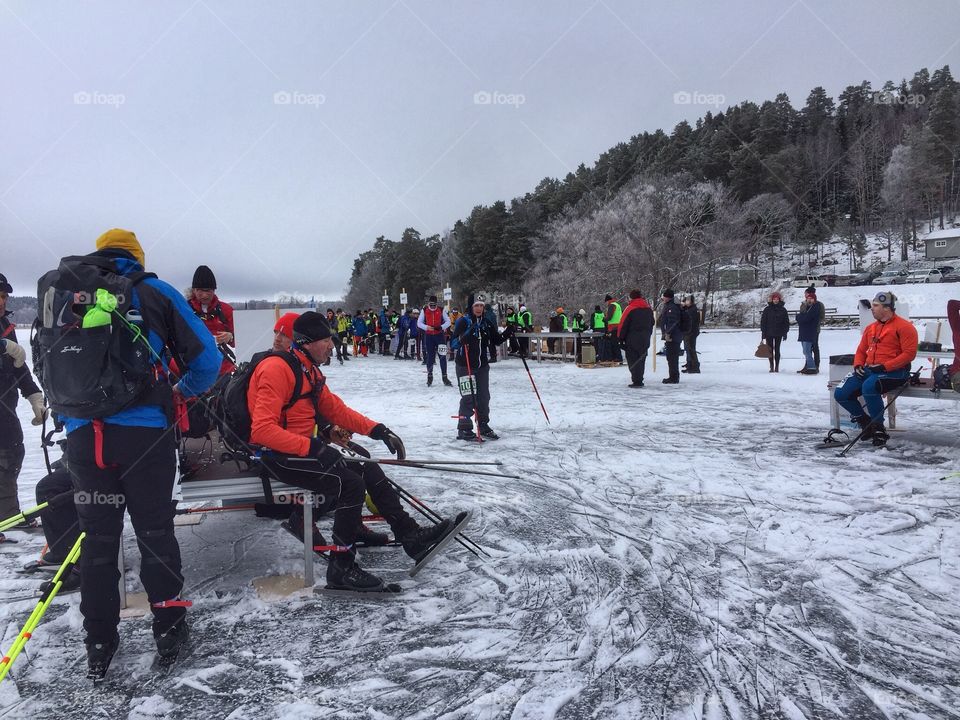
[36,229,220,678]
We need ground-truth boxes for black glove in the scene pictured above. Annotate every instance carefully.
[369,423,406,460]
[854,365,866,378]
[502,325,516,339]
[867,364,885,374]
[618,339,626,349]
[308,438,344,469]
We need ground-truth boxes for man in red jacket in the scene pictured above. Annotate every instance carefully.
[833,291,918,446]
[247,311,459,592]
[188,265,236,374]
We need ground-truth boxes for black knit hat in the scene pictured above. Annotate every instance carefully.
[662,288,675,299]
[0,273,11,294]
[292,311,333,344]
[604,294,613,302]
[192,265,217,290]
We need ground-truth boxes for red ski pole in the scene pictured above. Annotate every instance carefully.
[520,354,550,424]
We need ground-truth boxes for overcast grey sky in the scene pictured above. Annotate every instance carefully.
[2,1,958,301]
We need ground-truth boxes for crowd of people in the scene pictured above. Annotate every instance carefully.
[2,228,958,681]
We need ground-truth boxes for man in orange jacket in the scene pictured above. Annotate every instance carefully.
[833,291,918,446]
[247,311,459,592]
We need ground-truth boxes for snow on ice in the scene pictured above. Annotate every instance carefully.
[0,311,958,719]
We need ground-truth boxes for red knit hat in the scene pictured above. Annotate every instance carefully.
[273,312,300,339]
[804,286,817,299]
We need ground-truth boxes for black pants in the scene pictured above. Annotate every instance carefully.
[260,453,418,546]
[518,336,529,357]
[394,330,408,358]
[36,464,81,563]
[0,442,25,519]
[331,334,344,361]
[339,331,351,355]
[456,363,491,430]
[684,333,700,370]
[764,336,782,369]
[813,336,821,369]
[624,348,647,384]
[67,423,183,641]
[664,340,681,380]
[606,333,622,362]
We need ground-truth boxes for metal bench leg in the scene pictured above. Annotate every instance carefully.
[303,493,314,588]
[888,398,897,430]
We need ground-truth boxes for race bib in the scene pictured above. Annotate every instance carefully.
[437,344,448,355]
[458,376,477,397]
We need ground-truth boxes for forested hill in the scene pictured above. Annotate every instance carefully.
[345,66,960,312]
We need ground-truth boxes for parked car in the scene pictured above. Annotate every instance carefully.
[872,269,908,286]
[852,269,881,285]
[905,269,943,283]
[791,275,828,288]
[833,275,854,286]
[818,273,838,286]
[941,272,960,283]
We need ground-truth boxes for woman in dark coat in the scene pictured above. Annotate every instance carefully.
[617,289,655,387]
[759,292,790,372]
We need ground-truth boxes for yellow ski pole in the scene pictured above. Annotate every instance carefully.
[0,490,73,533]
[0,532,84,682]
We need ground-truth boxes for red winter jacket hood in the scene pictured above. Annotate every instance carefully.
[617,297,650,338]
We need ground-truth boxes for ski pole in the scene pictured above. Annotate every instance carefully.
[519,355,550,424]
[337,455,519,480]
[0,532,84,683]
[379,458,504,466]
[385,477,489,559]
[0,490,75,533]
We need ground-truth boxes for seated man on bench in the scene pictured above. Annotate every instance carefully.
[833,291,918,447]
[247,311,461,593]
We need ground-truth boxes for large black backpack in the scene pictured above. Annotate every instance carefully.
[33,256,159,419]
[218,350,322,451]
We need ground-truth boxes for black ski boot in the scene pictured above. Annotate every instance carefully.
[442,374,453,387]
[282,510,327,549]
[356,523,390,546]
[326,551,386,592]
[155,620,189,667]
[457,428,478,441]
[86,634,120,681]
[427,373,434,387]
[871,425,890,447]
[478,424,499,440]
[401,519,453,563]
[853,415,875,440]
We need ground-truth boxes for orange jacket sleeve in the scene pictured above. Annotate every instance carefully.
[248,358,312,457]
[315,384,378,437]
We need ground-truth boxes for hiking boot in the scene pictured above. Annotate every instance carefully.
[86,633,120,680]
[10,518,40,531]
[400,519,453,562]
[442,375,453,386]
[326,552,385,591]
[59,568,82,594]
[478,424,499,440]
[427,373,433,387]
[628,382,644,388]
[800,368,819,375]
[155,620,190,665]
[662,378,679,384]
[356,523,390,546]
[457,428,478,441]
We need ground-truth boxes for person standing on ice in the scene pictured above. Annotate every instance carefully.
[833,292,918,447]
[603,294,623,363]
[759,292,790,373]
[0,272,47,539]
[246,311,460,592]
[187,265,236,375]
[452,298,515,441]
[680,295,701,374]
[418,295,453,387]
[795,288,822,375]
[35,229,221,678]
[617,290,654,388]
[657,289,684,384]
